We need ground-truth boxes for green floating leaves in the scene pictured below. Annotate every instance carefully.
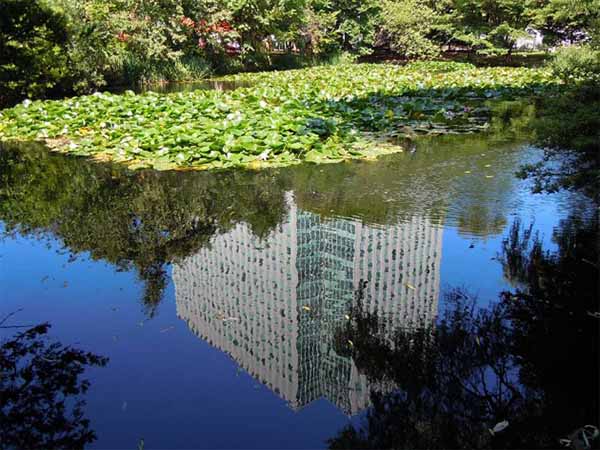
[0,62,559,170]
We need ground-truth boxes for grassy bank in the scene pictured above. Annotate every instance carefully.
[0,62,558,170]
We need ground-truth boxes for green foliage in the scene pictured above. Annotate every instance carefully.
[299,0,339,55]
[378,0,441,59]
[306,0,380,55]
[515,44,600,197]
[450,0,531,55]
[2,0,599,105]
[531,0,600,47]
[0,0,70,106]
[0,63,558,170]
[0,111,538,315]
[519,83,600,196]
[57,0,197,92]
[548,45,600,83]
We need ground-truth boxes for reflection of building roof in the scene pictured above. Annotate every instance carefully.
[173,193,443,415]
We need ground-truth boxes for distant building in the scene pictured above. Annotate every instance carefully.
[515,27,544,51]
[173,193,443,415]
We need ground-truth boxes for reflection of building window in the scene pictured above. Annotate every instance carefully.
[174,205,441,416]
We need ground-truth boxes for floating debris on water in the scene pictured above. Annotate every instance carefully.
[489,420,509,435]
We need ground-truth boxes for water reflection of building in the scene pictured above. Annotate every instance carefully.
[173,193,443,415]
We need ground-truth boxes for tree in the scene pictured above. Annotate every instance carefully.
[449,0,533,57]
[377,0,441,59]
[306,0,380,55]
[0,0,70,106]
[530,0,600,46]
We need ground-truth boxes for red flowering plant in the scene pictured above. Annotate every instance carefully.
[116,31,130,42]
[181,15,241,59]
[180,16,195,29]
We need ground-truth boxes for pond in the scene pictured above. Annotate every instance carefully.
[0,109,597,449]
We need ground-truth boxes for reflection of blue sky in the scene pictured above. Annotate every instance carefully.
[440,186,571,305]
[0,232,353,449]
[0,167,583,449]
[439,145,584,305]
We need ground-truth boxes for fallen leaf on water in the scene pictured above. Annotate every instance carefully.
[485,175,494,178]
[344,314,351,320]
[489,420,509,435]
[302,306,311,311]
[484,164,491,167]
[464,170,471,174]
[348,340,354,347]
[405,283,416,290]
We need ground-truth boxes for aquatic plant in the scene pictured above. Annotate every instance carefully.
[0,62,558,170]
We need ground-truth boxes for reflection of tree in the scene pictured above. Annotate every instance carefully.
[0,99,546,315]
[0,142,289,316]
[516,84,600,200]
[290,100,535,235]
[499,215,599,436]
[0,322,107,449]
[329,215,599,449]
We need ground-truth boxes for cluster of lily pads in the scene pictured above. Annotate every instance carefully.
[0,62,559,170]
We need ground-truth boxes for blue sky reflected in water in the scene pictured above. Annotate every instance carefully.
[0,132,588,448]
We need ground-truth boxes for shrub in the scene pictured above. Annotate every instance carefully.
[377,0,441,59]
[0,0,70,107]
[59,0,192,92]
[548,45,600,84]
[121,54,210,85]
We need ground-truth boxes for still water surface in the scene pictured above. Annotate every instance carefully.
[0,124,596,448]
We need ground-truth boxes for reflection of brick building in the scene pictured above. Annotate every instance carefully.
[173,193,443,415]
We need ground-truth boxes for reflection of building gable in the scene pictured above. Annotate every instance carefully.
[174,193,442,415]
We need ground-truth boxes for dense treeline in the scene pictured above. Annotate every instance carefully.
[0,0,598,106]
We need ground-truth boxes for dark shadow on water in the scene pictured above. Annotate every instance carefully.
[328,213,599,449]
[0,317,107,449]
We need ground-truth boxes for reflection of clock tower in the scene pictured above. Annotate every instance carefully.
[173,192,443,414]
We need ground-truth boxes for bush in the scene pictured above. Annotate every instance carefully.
[122,54,211,86]
[548,45,600,84]
[60,0,192,92]
[377,0,441,59]
[0,0,70,107]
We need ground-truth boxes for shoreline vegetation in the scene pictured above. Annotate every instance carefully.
[0,62,558,170]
